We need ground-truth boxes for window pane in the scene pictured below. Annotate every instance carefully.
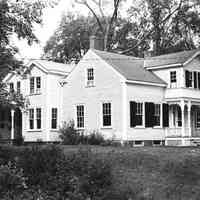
[36,108,41,129]
[154,104,160,126]
[170,71,176,83]
[36,77,41,93]
[103,103,111,126]
[77,105,84,128]
[29,109,34,129]
[136,102,143,126]
[10,83,14,93]
[30,77,34,94]
[17,81,20,93]
[51,108,57,129]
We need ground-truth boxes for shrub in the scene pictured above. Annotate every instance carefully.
[0,162,27,198]
[59,120,81,145]
[87,130,105,145]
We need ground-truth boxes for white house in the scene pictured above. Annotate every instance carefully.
[2,38,200,146]
[2,60,74,142]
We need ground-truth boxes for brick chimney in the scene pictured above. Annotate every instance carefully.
[90,35,104,51]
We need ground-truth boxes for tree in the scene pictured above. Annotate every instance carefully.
[123,0,200,55]
[0,0,54,106]
[75,0,126,50]
[43,14,98,63]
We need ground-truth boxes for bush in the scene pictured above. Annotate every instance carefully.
[0,163,26,198]
[59,121,106,145]
[59,120,81,145]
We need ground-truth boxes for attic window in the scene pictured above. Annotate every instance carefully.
[86,68,94,87]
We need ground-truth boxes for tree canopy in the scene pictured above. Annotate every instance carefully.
[44,0,200,62]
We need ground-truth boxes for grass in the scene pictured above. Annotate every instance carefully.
[61,145,200,200]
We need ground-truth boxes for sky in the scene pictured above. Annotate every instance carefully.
[13,0,133,59]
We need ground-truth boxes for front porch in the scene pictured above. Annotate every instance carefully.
[166,100,200,146]
[0,106,22,143]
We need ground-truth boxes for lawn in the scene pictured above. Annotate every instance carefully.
[61,145,200,200]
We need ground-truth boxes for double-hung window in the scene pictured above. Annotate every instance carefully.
[77,105,84,128]
[36,108,41,129]
[170,71,176,88]
[29,109,34,129]
[30,77,41,94]
[30,77,34,94]
[102,103,111,127]
[36,77,41,93]
[196,110,200,128]
[136,102,143,126]
[87,68,94,87]
[17,81,21,94]
[154,104,161,126]
[10,83,14,93]
[51,108,57,129]
[188,71,193,87]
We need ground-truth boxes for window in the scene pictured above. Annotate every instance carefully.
[136,102,143,126]
[36,108,41,129]
[17,81,20,94]
[154,104,161,126]
[77,105,84,128]
[87,68,94,86]
[36,77,41,93]
[177,107,182,127]
[188,71,193,87]
[30,77,34,94]
[51,108,57,129]
[10,83,14,93]
[170,71,176,83]
[196,111,200,128]
[103,103,111,127]
[29,109,34,129]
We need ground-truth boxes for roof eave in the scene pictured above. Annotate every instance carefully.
[126,79,167,87]
[145,63,182,70]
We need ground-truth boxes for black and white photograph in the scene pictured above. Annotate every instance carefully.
[1,0,200,199]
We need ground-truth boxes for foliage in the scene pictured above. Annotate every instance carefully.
[0,163,26,199]
[59,121,106,145]
[44,14,97,63]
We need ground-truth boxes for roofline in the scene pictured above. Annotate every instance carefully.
[126,79,167,87]
[144,63,182,70]
[183,51,200,66]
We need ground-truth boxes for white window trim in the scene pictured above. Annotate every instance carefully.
[28,108,42,131]
[195,110,200,129]
[100,101,113,129]
[29,76,42,95]
[51,108,58,130]
[85,68,95,87]
[153,103,162,128]
[135,102,145,128]
[75,104,85,130]
[170,71,177,88]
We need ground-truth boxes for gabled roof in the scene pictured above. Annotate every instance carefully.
[29,59,75,74]
[145,49,200,69]
[93,49,166,86]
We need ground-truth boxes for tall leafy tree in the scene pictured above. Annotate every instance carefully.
[0,0,54,106]
[123,0,200,55]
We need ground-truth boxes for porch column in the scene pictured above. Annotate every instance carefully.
[180,100,185,139]
[11,109,15,141]
[188,101,192,137]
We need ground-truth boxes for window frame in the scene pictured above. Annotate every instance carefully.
[76,105,84,129]
[17,81,21,94]
[154,104,161,127]
[51,108,58,129]
[188,71,193,88]
[196,110,200,129]
[36,77,41,94]
[135,102,144,127]
[30,77,35,94]
[102,102,112,128]
[9,82,14,93]
[170,71,176,83]
[29,109,34,130]
[36,108,41,130]
[86,68,95,87]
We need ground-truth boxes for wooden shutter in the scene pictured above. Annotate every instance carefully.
[194,71,197,88]
[185,70,190,87]
[145,102,155,127]
[198,72,200,89]
[130,101,137,127]
[163,103,169,127]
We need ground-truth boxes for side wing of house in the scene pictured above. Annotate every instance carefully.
[63,50,125,140]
